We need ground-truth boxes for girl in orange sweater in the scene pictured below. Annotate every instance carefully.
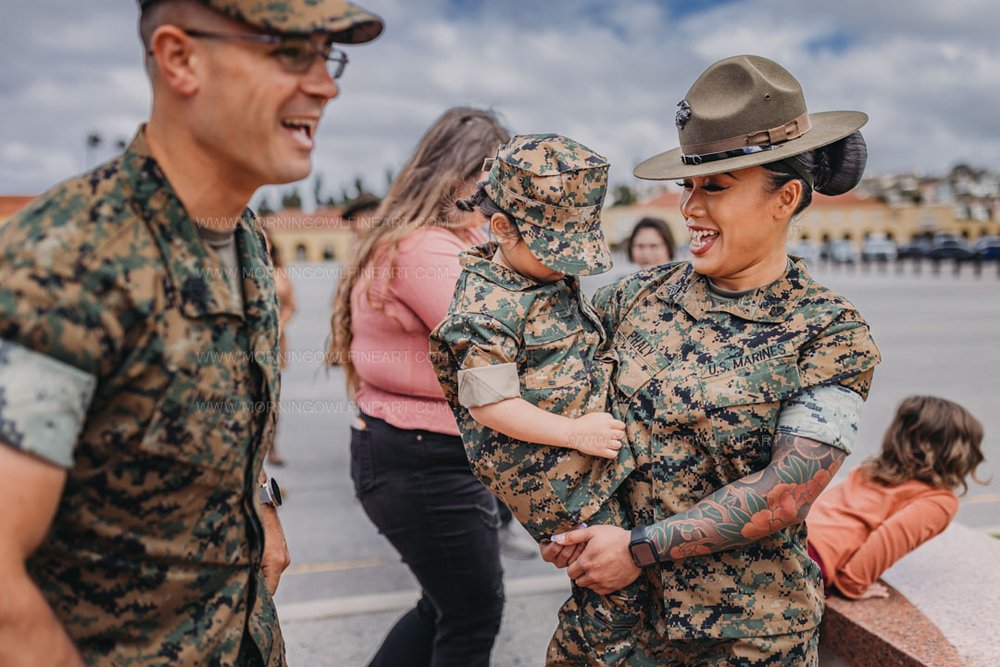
[807,395,986,599]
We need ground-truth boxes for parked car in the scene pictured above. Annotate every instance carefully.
[861,234,898,261]
[973,236,1000,261]
[787,239,820,264]
[897,236,934,260]
[825,239,859,264]
[928,235,974,261]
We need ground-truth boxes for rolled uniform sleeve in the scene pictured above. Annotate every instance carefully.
[779,308,881,454]
[433,313,522,409]
[0,339,95,467]
[797,309,880,400]
[0,246,125,467]
[777,384,864,454]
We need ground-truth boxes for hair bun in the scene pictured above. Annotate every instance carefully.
[814,131,868,195]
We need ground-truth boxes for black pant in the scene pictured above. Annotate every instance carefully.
[350,413,505,667]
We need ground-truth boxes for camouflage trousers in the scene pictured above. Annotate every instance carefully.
[545,502,655,666]
[546,556,817,667]
[640,627,819,666]
[546,575,655,667]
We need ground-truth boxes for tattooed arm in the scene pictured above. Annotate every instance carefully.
[645,433,845,560]
[559,434,844,595]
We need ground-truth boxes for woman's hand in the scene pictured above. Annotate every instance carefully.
[566,412,626,459]
[554,525,642,595]
[540,524,588,569]
[857,582,890,600]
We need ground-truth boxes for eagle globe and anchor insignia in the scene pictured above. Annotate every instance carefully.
[675,100,692,129]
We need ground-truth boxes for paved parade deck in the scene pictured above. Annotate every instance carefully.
[271,260,999,665]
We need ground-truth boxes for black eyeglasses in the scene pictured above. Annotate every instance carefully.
[177,29,349,79]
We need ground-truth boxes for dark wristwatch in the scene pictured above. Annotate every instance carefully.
[628,526,658,567]
[260,477,283,509]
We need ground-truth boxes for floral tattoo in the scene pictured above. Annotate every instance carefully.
[646,434,845,561]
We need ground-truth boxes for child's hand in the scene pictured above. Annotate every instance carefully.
[858,582,890,599]
[566,412,626,459]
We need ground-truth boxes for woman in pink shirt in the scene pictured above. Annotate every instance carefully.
[328,107,509,667]
[808,395,986,599]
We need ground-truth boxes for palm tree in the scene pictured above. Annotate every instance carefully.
[85,132,103,167]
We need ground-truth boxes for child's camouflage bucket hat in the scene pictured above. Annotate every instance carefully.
[483,133,612,276]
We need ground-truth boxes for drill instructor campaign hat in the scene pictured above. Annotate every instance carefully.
[482,133,612,276]
[138,0,384,44]
[634,55,867,180]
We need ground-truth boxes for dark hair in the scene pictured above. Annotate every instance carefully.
[626,217,675,263]
[763,131,868,216]
[456,181,522,241]
[341,192,382,221]
[861,395,987,495]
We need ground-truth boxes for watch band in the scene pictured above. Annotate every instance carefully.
[260,477,282,508]
[628,526,659,568]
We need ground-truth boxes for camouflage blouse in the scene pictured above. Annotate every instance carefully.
[0,129,284,665]
[594,259,880,640]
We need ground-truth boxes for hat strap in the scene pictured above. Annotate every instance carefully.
[681,112,812,166]
[773,157,814,189]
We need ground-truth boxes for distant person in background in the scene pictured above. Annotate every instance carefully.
[266,233,296,467]
[327,107,509,667]
[808,395,986,599]
[626,216,675,268]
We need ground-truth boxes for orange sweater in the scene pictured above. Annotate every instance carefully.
[807,467,958,599]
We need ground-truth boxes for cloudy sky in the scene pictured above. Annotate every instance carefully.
[2,0,999,207]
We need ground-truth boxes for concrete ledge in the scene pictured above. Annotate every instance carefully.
[819,523,1000,666]
[820,585,962,666]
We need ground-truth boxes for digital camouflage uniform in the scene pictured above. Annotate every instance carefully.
[0,1,383,663]
[431,243,631,540]
[430,135,652,666]
[0,130,285,666]
[592,259,881,665]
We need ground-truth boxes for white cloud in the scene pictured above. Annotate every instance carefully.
[2,0,999,203]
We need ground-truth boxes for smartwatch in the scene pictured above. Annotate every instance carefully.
[260,477,283,509]
[628,526,659,568]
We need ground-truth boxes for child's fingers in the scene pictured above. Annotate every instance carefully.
[611,419,626,430]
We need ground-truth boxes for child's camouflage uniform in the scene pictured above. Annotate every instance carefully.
[431,135,652,665]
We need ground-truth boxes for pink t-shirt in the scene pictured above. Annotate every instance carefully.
[351,226,486,435]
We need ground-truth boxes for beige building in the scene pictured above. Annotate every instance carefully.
[601,190,686,249]
[604,188,1000,251]
[794,194,998,244]
[2,196,358,262]
[5,187,997,258]
[262,207,354,263]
